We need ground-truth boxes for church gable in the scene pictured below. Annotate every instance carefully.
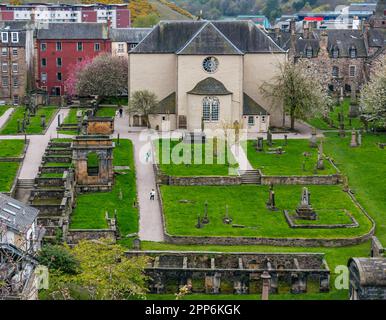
[177,22,243,55]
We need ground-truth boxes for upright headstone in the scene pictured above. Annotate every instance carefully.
[317,141,325,170]
[284,134,288,146]
[223,205,232,224]
[202,201,209,224]
[309,128,317,148]
[57,114,61,127]
[261,271,271,301]
[267,189,278,211]
[195,214,203,229]
[41,115,46,129]
[358,130,362,146]
[350,130,358,147]
[267,130,272,147]
[256,137,264,152]
[17,119,21,133]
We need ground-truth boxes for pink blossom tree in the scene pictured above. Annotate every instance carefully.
[64,57,93,97]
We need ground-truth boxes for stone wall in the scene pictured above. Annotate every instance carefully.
[66,229,116,244]
[261,174,342,185]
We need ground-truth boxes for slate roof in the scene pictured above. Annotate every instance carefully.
[0,21,28,47]
[37,23,108,40]
[267,31,291,51]
[131,20,285,54]
[295,38,320,58]
[368,28,386,47]
[109,28,152,43]
[0,194,39,233]
[323,30,368,58]
[153,92,176,114]
[188,77,232,95]
[243,93,268,115]
[349,258,386,287]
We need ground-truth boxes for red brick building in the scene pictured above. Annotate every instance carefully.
[36,23,111,96]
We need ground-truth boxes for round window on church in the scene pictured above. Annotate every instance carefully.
[202,57,219,73]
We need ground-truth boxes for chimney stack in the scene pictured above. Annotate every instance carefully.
[290,19,296,35]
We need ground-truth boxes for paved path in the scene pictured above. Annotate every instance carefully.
[0,108,69,179]
[114,114,165,242]
[230,143,253,171]
[0,107,14,129]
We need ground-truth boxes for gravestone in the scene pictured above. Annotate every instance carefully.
[256,137,264,152]
[317,141,325,170]
[195,214,203,229]
[17,119,21,133]
[350,130,358,148]
[309,129,317,148]
[267,130,272,147]
[41,115,46,129]
[223,205,232,224]
[358,130,362,146]
[284,134,288,146]
[133,238,141,250]
[295,187,317,220]
[266,189,278,211]
[202,201,209,224]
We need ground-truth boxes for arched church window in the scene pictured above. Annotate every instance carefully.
[202,97,220,122]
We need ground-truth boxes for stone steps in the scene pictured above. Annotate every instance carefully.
[239,170,261,184]
[17,179,35,188]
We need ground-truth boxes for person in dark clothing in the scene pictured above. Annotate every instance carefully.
[119,108,123,118]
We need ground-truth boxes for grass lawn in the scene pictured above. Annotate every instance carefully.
[96,107,117,117]
[155,139,238,176]
[245,139,336,176]
[139,241,370,300]
[70,139,138,236]
[0,106,10,117]
[308,98,363,131]
[324,132,386,245]
[0,162,20,192]
[0,106,58,135]
[0,140,25,157]
[63,108,81,124]
[160,184,372,238]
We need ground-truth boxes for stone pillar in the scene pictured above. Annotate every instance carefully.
[291,273,306,294]
[261,271,271,300]
[319,273,330,292]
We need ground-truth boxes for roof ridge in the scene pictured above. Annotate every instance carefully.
[176,21,210,54]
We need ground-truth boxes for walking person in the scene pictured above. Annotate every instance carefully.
[145,150,151,163]
[150,189,155,201]
[119,107,123,118]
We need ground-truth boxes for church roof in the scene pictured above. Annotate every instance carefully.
[177,22,243,55]
[131,20,285,54]
[188,77,232,95]
[153,92,176,114]
[243,93,268,115]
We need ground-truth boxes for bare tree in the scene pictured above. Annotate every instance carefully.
[260,61,331,130]
[126,90,158,128]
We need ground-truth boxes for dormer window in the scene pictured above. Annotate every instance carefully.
[11,32,19,43]
[1,32,8,43]
[332,47,339,58]
[349,46,357,58]
[305,46,313,58]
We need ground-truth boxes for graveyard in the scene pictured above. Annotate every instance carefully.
[0,106,10,117]
[0,106,58,135]
[155,138,238,176]
[160,184,372,238]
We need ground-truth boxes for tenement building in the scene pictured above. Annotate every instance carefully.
[128,20,287,132]
[0,21,34,105]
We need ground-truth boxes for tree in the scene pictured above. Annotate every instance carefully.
[76,54,128,103]
[260,61,331,130]
[41,240,148,300]
[126,90,158,128]
[64,57,93,97]
[38,245,79,275]
[360,62,386,128]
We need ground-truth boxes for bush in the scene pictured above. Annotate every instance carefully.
[38,245,79,275]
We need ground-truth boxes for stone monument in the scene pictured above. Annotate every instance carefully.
[350,130,358,148]
[295,187,317,220]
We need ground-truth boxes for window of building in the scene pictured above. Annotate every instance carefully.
[261,116,266,123]
[2,77,8,87]
[56,42,62,51]
[41,43,47,51]
[332,48,339,59]
[1,48,7,56]
[332,66,339,78]
[78,57,82,62]
[12,76,18,88]
[12,63,18,73]
[13,95,19,105]
[349,65,356,77]
[12,48,17,56]
[129,43,136,50]
[11,32,18,43]
[305,46,313,58]
[202,97,220,122]
[57,57,62,67]
[2,63,8,73]
[41,58,47,67]
[41,72,47,82]
[248,116,254,126]
[77,42,83,51]
[349,46,357,58]
[94,43,100,51]
[1,32,8,43]
[118,43,125,53]
[57,72,62,81]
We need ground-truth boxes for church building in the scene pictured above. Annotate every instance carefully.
[128,20,287,132]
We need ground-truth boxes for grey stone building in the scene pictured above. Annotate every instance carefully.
[348,258,386,300]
